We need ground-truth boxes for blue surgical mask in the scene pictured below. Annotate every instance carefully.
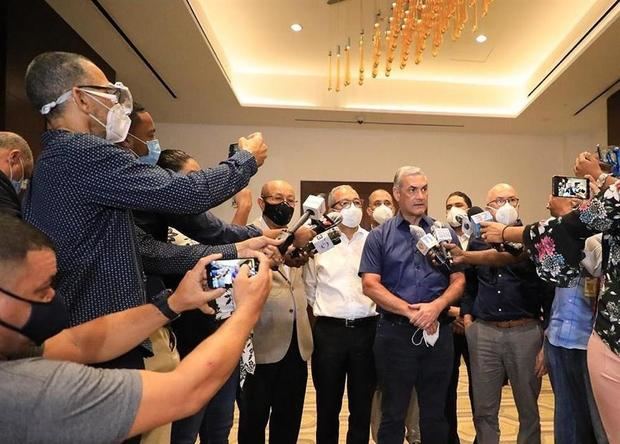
[138,139,161,165]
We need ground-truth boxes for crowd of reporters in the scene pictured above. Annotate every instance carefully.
[0,49,619,444]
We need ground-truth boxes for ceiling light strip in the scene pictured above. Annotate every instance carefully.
[528,0,620,98]
[89,0,177,99]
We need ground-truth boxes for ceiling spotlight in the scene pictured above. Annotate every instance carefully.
[475,34,487,43]
[290,23,303,32]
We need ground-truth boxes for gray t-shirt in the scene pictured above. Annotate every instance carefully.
[0,357,142,443]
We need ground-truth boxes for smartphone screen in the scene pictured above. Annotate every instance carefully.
[206,258,258,289]
[552,176,590,199]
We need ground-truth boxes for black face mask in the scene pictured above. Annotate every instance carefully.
[0,287,68,346]
[263,202,294,227]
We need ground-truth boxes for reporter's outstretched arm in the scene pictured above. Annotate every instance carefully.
[43,255,226,364]
[126,253,272,438]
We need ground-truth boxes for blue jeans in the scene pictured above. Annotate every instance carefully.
[544,338,608,444]
[374,315,454,444]
[171,366,240,444]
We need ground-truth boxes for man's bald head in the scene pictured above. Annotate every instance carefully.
[260,180,294,198]
[486,183,518,206]
[0,132,34,181]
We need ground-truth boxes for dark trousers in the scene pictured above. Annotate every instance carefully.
[171,366,239,444]
[544,338,608,444]
[238,330,308,444]
[312,316,377,444]
[374,316,454,444]
[446,330,476,444]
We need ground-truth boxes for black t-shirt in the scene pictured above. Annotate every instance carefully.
[0,171,21,218]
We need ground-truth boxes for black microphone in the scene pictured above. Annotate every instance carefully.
[290,228,342,258]
[413,225,451,274]
[277,194,326,254]
[309,211,343,235]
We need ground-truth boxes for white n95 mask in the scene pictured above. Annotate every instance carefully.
[495,202,518,226]
[446,207,467,228]
[372,204,394,225]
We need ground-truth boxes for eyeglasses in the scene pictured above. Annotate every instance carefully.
[261,195,298,207]
[487,197,519,207]
[333,198,363,209]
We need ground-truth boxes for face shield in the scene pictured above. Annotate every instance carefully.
[39,82,133,116]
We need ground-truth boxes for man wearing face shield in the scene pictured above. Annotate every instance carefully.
[22,51,267,374]
[0,132,33,218]
[303,185,378,444]
[459,183,551,444]
[367,188,395,228]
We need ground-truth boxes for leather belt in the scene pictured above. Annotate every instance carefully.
[317,315,378,328]
[482,318,538,329]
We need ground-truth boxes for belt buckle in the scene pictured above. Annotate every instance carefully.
[344,318,355,328]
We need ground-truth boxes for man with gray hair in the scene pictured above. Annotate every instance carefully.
[0,131,33,218]
[304,184,377,444]
[360,166,465,444]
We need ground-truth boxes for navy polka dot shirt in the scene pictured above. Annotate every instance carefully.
[23,130,257,328]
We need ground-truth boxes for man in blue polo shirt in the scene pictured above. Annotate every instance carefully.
[360,166,465,444]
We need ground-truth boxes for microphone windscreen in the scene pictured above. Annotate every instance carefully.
[467,206,484,218]
[409,225,426,239]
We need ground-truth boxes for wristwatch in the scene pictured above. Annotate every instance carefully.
[596,172,610,188]
[151,289,180,321]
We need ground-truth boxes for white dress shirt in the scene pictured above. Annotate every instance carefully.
[303,227,377,319]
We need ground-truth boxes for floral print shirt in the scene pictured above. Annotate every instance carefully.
[523,184,620,355]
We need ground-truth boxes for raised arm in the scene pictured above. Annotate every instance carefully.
[126,253,273,438]
[43,255,225,364]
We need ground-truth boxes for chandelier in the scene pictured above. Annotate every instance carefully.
[327,0,494,92]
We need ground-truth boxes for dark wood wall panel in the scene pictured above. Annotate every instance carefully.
[1,0,115,159]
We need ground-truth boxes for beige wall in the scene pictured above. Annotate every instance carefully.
[156,122,607,226]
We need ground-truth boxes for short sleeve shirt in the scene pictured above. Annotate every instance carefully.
[0,358,142,443]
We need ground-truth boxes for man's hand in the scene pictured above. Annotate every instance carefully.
[233,188,252,210]
[262,228,286,239]
[452,317,465,335]
[574,152,603,179]
[283,251,310,268]
[535,347,547,378]
[239,132,267,167]
[293,226,317,248]
[168,254,226,315]
[444,243,466,264]
[232,252,273,315]
[407,301,442,330]
[463,314,474,329]
[236,236,282,258]
[480,221,506,244]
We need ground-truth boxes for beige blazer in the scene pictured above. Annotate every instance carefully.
[251,218,313,364]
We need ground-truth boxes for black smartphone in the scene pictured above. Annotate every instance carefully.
[206,258,258,289]
[228,143,240,157]
[552,175,590,199]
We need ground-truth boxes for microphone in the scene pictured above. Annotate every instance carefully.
[290,228,342,258]
[409,224,427,240]
[277,194,326,254]
[411,224,451,273]
[463,206,493,238]
[431,221,454,266]
[309,211,343,235]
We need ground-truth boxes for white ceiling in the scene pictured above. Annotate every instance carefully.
[45,0,620,134]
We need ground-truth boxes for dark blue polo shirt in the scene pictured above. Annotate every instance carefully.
[359,212,459,306]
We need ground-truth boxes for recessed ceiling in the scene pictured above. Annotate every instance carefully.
[44,0,620,134]
[191,0,619,117]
